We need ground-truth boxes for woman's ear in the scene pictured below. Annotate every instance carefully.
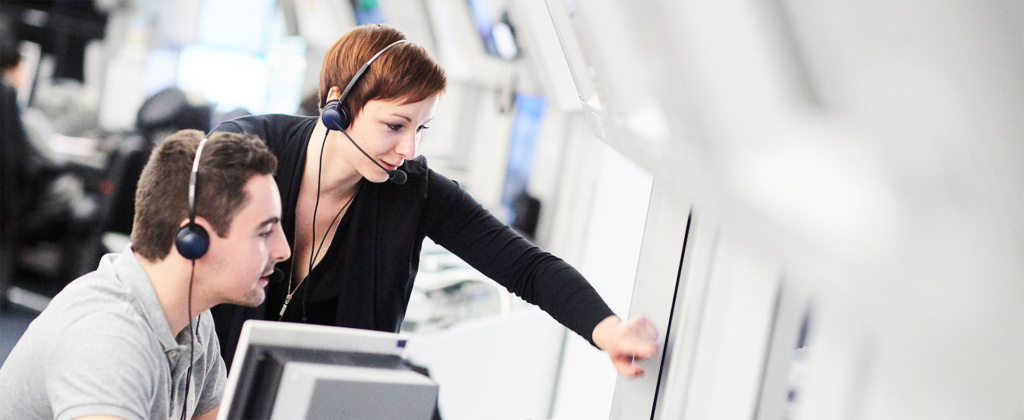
[326,86,343,102]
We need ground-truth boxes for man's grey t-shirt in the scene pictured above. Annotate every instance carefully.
[0,246,226,420]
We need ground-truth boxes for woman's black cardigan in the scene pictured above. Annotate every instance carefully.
[210,114,614,366]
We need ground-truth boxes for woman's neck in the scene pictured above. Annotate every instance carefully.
[307,121,363,198]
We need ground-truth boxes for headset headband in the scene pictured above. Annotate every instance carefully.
[188,137,209,222]
[338,39,410,103]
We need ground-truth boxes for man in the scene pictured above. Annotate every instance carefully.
[0,130,291,419]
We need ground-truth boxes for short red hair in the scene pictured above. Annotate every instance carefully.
[319,24,447,120]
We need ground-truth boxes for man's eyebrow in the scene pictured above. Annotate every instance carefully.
[255,216,280,230]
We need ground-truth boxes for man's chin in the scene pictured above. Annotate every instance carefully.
[226,289,266,308]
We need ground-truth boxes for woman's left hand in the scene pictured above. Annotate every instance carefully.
[591,315,659,378]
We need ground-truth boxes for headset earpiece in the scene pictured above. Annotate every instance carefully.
[321,99,349,131]
[175,223,209,260]
[176,137,211,260]
[321,39,409,133]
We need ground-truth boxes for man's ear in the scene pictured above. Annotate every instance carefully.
[177,216,213,232]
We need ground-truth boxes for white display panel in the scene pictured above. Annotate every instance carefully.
[546,1,1023,419]
[176,44,270,113]
[197,0,276,53]
[607,184,692,419]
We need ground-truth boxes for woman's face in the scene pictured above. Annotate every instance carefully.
[344,95,439,183]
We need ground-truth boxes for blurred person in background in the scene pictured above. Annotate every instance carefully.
[1,26,28,300]
[1,39,23,88]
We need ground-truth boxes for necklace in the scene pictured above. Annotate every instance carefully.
[279,185,359,320]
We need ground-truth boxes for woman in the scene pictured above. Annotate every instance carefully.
[210,23,656,377]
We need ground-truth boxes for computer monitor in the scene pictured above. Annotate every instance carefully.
[218,320,438,420]
[499,93,547,233]
[466,0,520,60]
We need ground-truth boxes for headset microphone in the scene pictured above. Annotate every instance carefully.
[390,167,408,185]
[334,127,407,185]
[269,266,285,284]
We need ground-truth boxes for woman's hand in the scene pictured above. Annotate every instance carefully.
[591,315,659,377]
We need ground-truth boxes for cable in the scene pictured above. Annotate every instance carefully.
[181,260,195,420]
[303,130,331,321]
[278,129,358,321]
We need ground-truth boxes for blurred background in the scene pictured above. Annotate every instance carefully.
[0,1,1021,419]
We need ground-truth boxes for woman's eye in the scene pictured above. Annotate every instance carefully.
[417,125,430,132]
[259,230,273,238]
[387,123,403,131]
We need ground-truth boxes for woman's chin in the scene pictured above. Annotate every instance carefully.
[365,172,391,183]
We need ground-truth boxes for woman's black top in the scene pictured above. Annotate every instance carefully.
[210,114,614,366]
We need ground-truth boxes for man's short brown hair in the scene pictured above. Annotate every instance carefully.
[318,23,447,119]
[130,129,278,261]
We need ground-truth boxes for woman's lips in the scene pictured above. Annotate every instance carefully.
[258,269,274,286]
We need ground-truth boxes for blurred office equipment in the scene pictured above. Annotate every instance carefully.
[1,80,109,304]
[1,0,114,307]
[402,239,513,334]
[108,87,212,234]
[0,1,107,86]
[0,76,27,308]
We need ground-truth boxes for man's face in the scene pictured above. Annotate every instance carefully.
[202,174,290,307]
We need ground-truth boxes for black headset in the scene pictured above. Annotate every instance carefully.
[172,136,208,419]
[175,137,210,260]
[321,39,409,131]
[320,39,410,186]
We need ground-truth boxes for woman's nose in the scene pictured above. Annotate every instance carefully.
[273,226,291,262]
[395,132,418,160]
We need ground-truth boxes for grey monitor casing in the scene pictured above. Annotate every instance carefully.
[218,320,437,420]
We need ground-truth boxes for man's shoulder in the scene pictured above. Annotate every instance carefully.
[48,268,138,318]
[42,271,158,349]
[6,299,162,382]
[48,299,156,349]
